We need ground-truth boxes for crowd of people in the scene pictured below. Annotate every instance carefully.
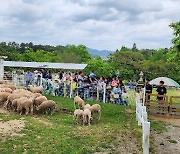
[25,70,130,105]
[25,69,168,106]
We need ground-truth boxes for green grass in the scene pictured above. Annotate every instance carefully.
[0,89,178,153]
[167,139,177,144]
[0,96,142,154]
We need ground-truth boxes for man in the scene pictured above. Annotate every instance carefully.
[156,81,167,101]
[25,70,33,87]
[145,79,153,101]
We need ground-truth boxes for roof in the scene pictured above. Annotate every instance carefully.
[4,61,87,70]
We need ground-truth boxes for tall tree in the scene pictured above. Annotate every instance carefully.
[132,43,138,52]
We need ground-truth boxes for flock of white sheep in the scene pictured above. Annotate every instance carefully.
[0,81,101,126]
[0,82,56,115]
[74,96,101,126]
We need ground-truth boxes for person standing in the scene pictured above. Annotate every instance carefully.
[156,81,167,102]
[25,70,33,87]
[145,79,153,101]
[122,89,129,106]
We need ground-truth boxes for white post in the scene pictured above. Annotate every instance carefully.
[103,83,106,103]
[70,79,73,98]
[142,87,146,106]
[143,122,150,154]
[0,58,4,80]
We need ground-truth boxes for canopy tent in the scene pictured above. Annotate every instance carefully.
[4,61,87,70]
[150,77,180,88]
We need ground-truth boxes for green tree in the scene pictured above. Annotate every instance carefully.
[132,43,138,52]
[84,58,114,77]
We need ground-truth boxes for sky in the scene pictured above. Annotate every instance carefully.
[0,0,179,51]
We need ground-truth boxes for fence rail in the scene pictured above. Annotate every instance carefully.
[136,93,150,154]
[146,94,180,116]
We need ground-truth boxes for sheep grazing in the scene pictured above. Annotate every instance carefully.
[36,100,56,115]
[83,109,92,126]
[0,92,11,106]
[84,104,91,109]
[34,96,47,107]
[74,96,85,109]
[5,93,23,110]
[28,85,43,94]
[17,97,34,115]
[89,104,101,121]
[73,109,84,124]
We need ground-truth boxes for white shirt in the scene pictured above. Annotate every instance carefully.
[122,92,129,100]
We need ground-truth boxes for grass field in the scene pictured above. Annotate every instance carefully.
[0,96,142,154]
[0,89,179,154]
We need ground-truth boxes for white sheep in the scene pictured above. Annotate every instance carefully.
[34,96,47,107]
[17,97,34,115]
[36,100,56,115]
[89,104,101,121]
[73,109,84,124]
[28,85,43,94]
[83,109,92,126]
[74,96,85,109]
[83,104,91,109]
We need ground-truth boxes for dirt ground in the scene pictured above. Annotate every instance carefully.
[152,125,180,154]
[0,119,25,137]
[150,115,180,154]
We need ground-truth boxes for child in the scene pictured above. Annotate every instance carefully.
[122,89,129,106]
[113,86,119,105]
[110,92,114,104]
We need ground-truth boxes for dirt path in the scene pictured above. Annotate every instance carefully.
[153,125,180,154]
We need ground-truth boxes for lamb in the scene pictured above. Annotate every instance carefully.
[82,109,92,126]
[28,85,43,94]
[0,88,12,93]
[17,97,34,115]
[36,100,56,115]
[74,96,85,109]
[73,109,84,124]
[89,104,101,121]
[0,92,11,106]
[83,104,91,109]
[34,96,47,107]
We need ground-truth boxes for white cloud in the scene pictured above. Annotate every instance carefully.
[0,0,179,50]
